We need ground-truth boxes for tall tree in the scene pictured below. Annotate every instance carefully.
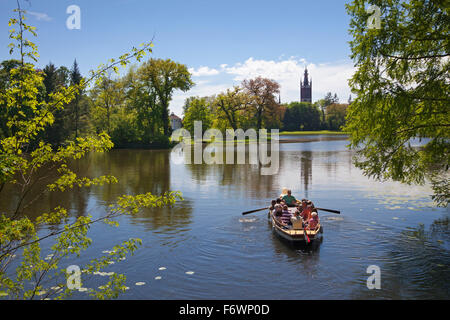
[183,97,213,134]
[213,87,252,130]
[345,0,449,206]
[90,72,123,135]
[139,59,194,136]
[42,62,70,146]
[69,59,82,138]
[242,77,280,131]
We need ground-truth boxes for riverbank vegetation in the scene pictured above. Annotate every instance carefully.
[0,3,182,299]
[345,0,449,207]
[182,89,350,136]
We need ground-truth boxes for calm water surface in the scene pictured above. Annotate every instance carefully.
[4,135,449,299]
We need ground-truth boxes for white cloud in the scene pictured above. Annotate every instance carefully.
[27,11,52,22]
[188,66,220,77]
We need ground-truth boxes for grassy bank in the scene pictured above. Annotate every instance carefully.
[278,130,348,135]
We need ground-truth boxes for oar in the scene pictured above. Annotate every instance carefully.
[315,207,341,214]
[242,207,269,215]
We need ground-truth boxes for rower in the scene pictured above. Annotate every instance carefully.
[281,189,297,207]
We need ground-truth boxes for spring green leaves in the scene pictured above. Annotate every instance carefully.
[345,0,449,207]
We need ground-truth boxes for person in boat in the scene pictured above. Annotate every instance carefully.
[282,189,297,207]
[273,204,283,217]
[300,200,313,222]
[269,200,277,211]
[306,211,319,230]
[279,187,289,199]
[279,205,292,226]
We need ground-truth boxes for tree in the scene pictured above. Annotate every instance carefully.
[138,59,194,136]
[321,92,340,127]
[0,59,22,139]
[182,97,213,134]
[69,60,82,138]
[213,87,252,130]
[242,77,280,131]
[326,103,348,131]
[345,0,449,207]
[90,72,123,135]
[0,3,181,299]
[42,63,71,146]
[282,102,322,131]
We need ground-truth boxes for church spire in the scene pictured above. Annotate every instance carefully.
[303,68,309,86]
[300,67,312,103]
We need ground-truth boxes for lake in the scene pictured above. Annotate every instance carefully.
[3,134,449,299]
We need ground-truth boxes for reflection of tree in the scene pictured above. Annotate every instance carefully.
[83,149,193,232]
[183,144,276,199]
[87,149,171,198]
[0,149,193,234]
[300,152,312,197]
[350,217,450,299]
[0,164,90,224]
[128,200,193,235]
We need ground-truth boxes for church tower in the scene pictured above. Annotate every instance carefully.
[300,68,312,103]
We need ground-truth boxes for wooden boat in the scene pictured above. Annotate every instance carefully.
[270,207,322,243]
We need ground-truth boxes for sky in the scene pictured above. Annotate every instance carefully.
[0,0,356,116]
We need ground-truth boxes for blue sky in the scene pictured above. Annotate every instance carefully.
[1,0,356,116]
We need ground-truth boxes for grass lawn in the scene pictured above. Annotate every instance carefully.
[277,130,348,135]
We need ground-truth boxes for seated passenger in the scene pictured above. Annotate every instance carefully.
[282,190,297,207]
[279,205,292,226]
[273,204,283,217]
[300,202,312,221]
[290,210,303,229]
[306,211,319,230]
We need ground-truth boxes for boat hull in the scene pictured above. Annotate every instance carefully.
[270,208,322,243]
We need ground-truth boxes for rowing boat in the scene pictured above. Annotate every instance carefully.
[269,207,323,243]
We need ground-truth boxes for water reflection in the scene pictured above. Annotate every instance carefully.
[2,134,448,299]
